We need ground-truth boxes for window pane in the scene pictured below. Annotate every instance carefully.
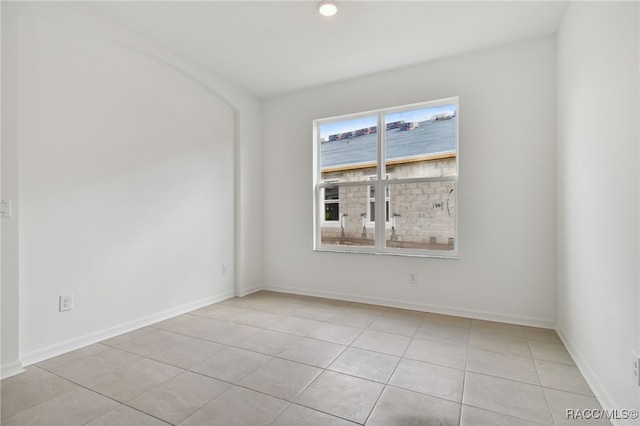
[325,186,339,201]
[325,202,339,221]
[319,116,377,183]
[384,105,457,178]
[319,184,374,247]
[385,181,456,251]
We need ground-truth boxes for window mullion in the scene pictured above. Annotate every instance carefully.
[376,112,386,250]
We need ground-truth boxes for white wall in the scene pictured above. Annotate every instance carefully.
[263,37,558,326]
[1,3,263,374]
[557,2,640,420]
[1,2,22,377]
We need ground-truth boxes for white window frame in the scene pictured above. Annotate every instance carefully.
[367,175,390,227]
[313,97,459,258]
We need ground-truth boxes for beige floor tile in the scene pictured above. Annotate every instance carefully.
[271,403,356,426]
[328,347,400,383]
[219,292,283,311]
[104,329,196,358]
[469,330,531,358]
[286,303,339,322]
[368,316,420,337]
[389,358,464,402]
[3,386,119,426]
[414,322,470,346]
[311,296,353,309]
[535,360,593,396]
[328,311,378,328]
[180,385,288,426]
[307,322,363,345]
[148,336,226,369]
[147,315,219,339]
[217,296,264,309]
[129,371,230,424]
[197,319,263,346]
[463,372,553,425]
[192,304,285,328]
[423,312,471,329]
[0,366,47,388]
[265,316,323,336]
[191,347,271,383]
[150,314,194,331]
[261,300,313,317]
[378,307,425,321]
[351,330,411,357]
[278,337,346,368]
[528,340,575,365]
[101,327,157,347]
[190,304,250,320]
[1,370,81,420]
[543,388,611,426]
[155,315,261,345]
[460,405,547,426]
[235,309,290,327]
[295,370,384,424]
[366,385,460,426]
[404,337,467,369]
[60,357,183,403]
[86,405,171,426]
[471,319,524,337]
[523,326,562,343]
[51,345,144,376]
[239,358,322,400]
[344,302,386,315]
[235,329,303,356]
[466,347,539,385]
[50,347,182,400]
[37,343,108,371]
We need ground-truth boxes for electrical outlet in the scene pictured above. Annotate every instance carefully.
[59,293,73,312]
[633,351,640,386]
[409,273,417,284]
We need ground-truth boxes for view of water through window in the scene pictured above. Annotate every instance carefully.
[320,104,456,168]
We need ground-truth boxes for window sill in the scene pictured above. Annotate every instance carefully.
[314,245,459,259]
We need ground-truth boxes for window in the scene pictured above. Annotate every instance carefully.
[313,97,458,257]
[368,175,390,224]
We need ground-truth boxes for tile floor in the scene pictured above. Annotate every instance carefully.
[1,291,610,425]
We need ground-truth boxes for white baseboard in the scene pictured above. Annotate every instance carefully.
[235,285,265,297]
[264,284,556,329]
[20,290,234,368]
[556,327,632,426]
[1,360,25,380]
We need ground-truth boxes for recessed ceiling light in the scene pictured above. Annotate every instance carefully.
[318,0,338,17]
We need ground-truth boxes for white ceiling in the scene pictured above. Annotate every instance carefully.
[88,1,568,98]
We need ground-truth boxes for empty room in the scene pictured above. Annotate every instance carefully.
[1,1,639,425]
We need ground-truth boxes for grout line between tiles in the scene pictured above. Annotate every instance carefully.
[41,369,175,426]
[361,313,422,425]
